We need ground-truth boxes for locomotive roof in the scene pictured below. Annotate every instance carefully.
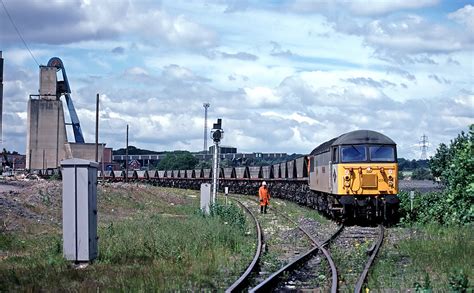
[310,130,395,155]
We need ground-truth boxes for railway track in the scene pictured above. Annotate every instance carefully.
[226,196,342,292]
[331,224,385,292]
[251,212,343,292]
[225,196,385,292]
[354,225,384,293]
[225,198,263,292]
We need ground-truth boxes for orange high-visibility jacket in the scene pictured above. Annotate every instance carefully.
[259,186,270,206]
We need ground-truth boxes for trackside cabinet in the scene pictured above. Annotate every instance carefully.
[61,158,98,262]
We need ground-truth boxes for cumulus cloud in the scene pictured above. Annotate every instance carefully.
[428,74,451,84]
[345,77,396,88]
[111,46,125,54]
[288,0,439,16]
[286,1,473,63]
[207,50,258,61]
[448,4,474,31]
[270,41,294,57]
[1,1,471,159]
[384,67,416,81]
[0,0,216,47]
[347,0,439,16]
[220,51,258,61]
[243,86,282,107]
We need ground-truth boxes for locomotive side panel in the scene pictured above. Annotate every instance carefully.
[309,151,331,193]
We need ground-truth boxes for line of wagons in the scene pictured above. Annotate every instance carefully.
[101,156,309,182]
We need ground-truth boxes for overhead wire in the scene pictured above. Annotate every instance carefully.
[1,0,40,66]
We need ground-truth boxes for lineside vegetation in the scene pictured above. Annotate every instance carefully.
[369,125,473,291]
[0,185,255,291]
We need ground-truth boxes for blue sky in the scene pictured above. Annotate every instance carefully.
[1,0,473,159]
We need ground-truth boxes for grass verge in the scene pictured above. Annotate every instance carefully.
[367,224,473,291]
[0,184,255,291]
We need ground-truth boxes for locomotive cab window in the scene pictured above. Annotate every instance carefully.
[341,145,367,162]
[369,145,395,162]
[332,147,339,163]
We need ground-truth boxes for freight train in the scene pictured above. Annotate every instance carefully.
[41,130,399,222]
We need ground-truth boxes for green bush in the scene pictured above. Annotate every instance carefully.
[448,269,469,292]
[209,202,246,232]
[401,125,473,226]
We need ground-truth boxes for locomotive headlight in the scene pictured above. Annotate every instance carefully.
[367,166,372,173]
[344,169,351,181]
[388,169,393,175]
[388,173,394,188]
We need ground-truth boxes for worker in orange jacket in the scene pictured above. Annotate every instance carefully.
[258,181,270,214]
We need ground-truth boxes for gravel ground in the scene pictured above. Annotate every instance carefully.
[0,178,62,233]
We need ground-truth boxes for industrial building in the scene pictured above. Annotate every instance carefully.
[112,148,288,170]
[26,58,109,170]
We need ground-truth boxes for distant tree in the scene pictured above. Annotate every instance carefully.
[156,151,198,170]
[411,168,433,180]
[196,160,212,169]
[398,158,409,171]
[398,158,430,171]
[398,171,405,180]
[113,146,160,155]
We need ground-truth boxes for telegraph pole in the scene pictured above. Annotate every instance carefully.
[95,93,99,162]
[125,124,129,183]
[203,103,210,152]
[0,51,4,145]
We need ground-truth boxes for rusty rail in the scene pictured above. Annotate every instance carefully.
[353,224,384,293]
[225,198,263,293]
[250,205,343,293]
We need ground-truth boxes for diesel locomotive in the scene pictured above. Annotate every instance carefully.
[308,130,399,221]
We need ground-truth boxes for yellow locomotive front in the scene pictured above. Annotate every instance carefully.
[309,130,399,222]
[336,145,398,196]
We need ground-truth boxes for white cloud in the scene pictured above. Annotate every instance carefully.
[244,86,282,107]
[0,0,216,48]
[261,111,322,126]
[288,0,438,16]
[1,0,471,160]
[448,4,474,31]
[348,0,439,16]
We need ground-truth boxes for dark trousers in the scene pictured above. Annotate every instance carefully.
[260,205,267,214]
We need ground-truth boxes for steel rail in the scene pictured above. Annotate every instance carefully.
[249,203,343,293]
[353,224,384,293]
[225,197,263,293]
